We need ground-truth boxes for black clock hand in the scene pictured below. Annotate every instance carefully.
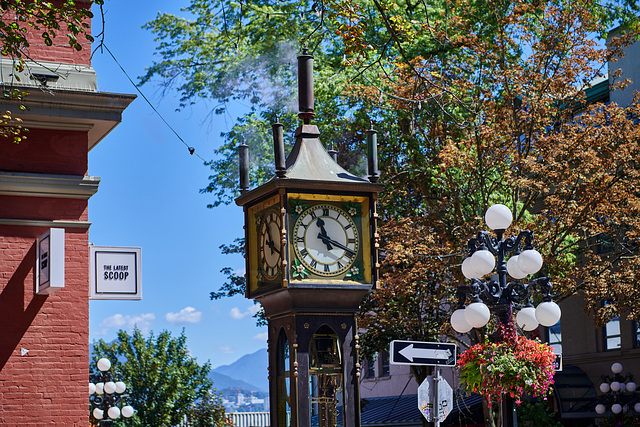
[265,230,281,255]
[316,218,333,250]
[317,234,357,256]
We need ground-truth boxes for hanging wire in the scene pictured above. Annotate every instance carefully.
[103,44,207,163]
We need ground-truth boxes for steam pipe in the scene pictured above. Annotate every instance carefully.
[297,49,315,123]
[239,141,249,193]
[367,127,380,183]
[272,118,286,177]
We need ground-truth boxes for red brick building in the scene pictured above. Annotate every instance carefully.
[0,2,134,424]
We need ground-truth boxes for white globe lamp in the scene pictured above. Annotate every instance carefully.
[634,402,640,413]
[485,204,513,230]
[115,381,127,394]
[470,250,495,276]
[97,358,111,372]
[626,381,636,392]
[610,381,622,392]
[506,255,528,279]
[516,306,539,331]
[108,406,121,420]
[93,408,104,420]
[611,363,623,374]
[600,382,610,393]
[122,405,135,418]
[89,383,96,395]
[612,403,623,414]
[535,301,561,327]
[517,249,543,274]
[465,301,491,328]
[462,257,482,279]
[451,309,472,333]
[95,382,104,395]
[104,381,116,394]
[595,404,606,414]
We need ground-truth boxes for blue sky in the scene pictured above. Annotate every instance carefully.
[88,1,266,368]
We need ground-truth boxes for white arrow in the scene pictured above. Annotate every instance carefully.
[399,344,452,362]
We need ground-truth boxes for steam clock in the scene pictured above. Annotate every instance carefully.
[235,51,383,427]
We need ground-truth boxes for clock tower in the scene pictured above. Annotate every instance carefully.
[236,50,383,427]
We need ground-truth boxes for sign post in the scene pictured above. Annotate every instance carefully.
[417,366,453,425]
[391,341,456,425]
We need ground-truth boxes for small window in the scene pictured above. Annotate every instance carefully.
[547,321,562,354]
[605,317,621,350]
[380,351,390,377]
[364,357,376,379]
[635,322,640,348]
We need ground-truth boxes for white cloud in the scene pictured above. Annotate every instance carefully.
[98,313,155,335]
[218,345,235,354]
[230,305,260,320]
[165,307,203,325]
[253,332,268,341]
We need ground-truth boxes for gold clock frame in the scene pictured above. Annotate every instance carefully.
[287,192,372,285]
[247,193,285,297]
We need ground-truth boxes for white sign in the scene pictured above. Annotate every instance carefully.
[90,246,142,300]
[391,340,457,366]
[36,228,65,295]
[418,373,453,423]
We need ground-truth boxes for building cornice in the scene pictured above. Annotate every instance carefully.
[0,171,100,199]
[0,59,136,150]
[0,218,91,228]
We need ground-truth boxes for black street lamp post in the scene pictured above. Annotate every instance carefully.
[450,204,562,427]
[596,363,639,418]
[89,358,134,424]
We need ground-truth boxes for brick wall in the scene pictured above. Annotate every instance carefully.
[0,128,88,175]
[0,119,92,426]
[0,227,89,426]
[7,0,93,66]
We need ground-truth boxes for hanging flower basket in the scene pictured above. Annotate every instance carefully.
[457,323,556,405]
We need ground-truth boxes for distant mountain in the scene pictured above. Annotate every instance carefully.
[209,371,266,392]
[212,348,268,393]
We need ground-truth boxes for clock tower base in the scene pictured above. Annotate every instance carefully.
[263,286,367,427]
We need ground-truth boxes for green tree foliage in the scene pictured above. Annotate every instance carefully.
[1,0,103,143]
[143,0,640,338]
[92,329,222,427]
[188,391,231,427]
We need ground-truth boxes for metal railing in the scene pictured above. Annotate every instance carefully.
[227,411,271,427]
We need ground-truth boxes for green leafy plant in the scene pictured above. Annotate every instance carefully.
[516,400,563,426]
[457,321,556,406]
[602,414,640,427]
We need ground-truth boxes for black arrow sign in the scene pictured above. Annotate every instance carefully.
[390,340,457,366]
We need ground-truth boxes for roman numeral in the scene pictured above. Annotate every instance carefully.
[300,248,309,258]
[348,238,356,244]
[310,259,318,268]
[296,237,304,243]
[309,211,317,219]
[324,264,331,272]
[322,208,329,217]
[344,223,352,230]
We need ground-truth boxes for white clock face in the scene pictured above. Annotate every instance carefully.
[293,204,359,276]
[259,210,282,280]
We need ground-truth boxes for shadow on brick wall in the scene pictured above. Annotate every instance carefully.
[0,242,46,370]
